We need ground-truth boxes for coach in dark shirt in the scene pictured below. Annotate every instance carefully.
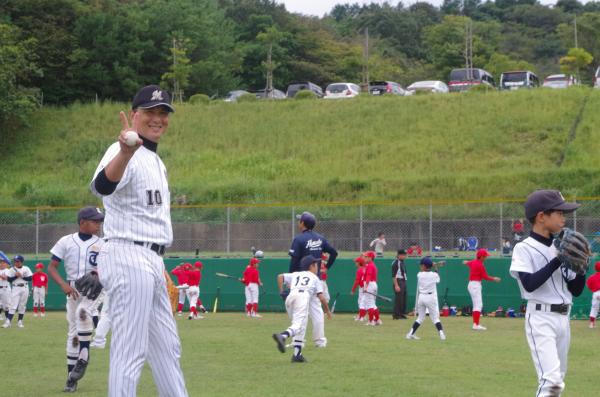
[391,249,408,319]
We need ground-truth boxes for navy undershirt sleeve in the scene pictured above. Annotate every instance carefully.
[518,257,562,292]
[289,256,301,273]
[51,255,62,262]
[94,169,119,195]
[7,276,16,282]
[23,276,32,281]
[322,241,338,269]
[567,274,586,297]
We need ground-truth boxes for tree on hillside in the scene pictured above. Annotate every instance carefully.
[257,26,283,96]
[162,35,192,102]
[0,23,41,134]
[560,47,593,81]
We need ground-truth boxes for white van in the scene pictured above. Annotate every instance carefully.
[500,71,539,90]
[324,83,361,99]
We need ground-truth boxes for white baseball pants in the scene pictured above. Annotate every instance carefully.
[66,286,101,366]
[589,291,600,319]
[245,283,259,305]
[525,303,570,397]
[416,293,440,324]
[0,286,11,311]
[33,286,46,308]
[357,288,365,310]
[363,282,378,310]
[94,295,111,345]
[186,286,199,308]
[178,289,186,305]
[321,280,330,302]
[468,281,483,312]
[9,285,29,314]
[309,294,326,347]
[285,291,310,348]
[99,241,188,397]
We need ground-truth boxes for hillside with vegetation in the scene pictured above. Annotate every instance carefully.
[2,87,599,208]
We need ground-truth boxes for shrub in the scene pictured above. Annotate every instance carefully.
[294,90,318,100]
[236,93,258,103]
[189,94,210,105]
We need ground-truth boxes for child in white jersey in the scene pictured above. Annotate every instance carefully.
[510,190,586,397]
[273,255,332,363]
[406,257,446,341]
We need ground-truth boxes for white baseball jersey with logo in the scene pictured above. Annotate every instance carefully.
[415,271,440,324]
[0,269,11,311]
[510,235,577,397]
[7,266,33,314]
[91,141,187,397]
[282,271,323,348]
[51,234,104,369]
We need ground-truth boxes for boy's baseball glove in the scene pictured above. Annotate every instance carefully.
[554,228,591,275]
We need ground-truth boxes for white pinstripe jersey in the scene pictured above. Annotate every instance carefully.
[91,142,172,246]
[0,269,10,287]
[510,236,577,304]
[50,233,104,281]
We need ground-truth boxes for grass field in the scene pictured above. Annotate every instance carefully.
[3,88,600,209]
[2,312,597,396]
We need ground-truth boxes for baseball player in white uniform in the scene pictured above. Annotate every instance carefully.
[406,257,446,341]
[273,255,332,363]
[90,85,188,397]
[0,251,11,321]
[2,255,33,329]
[510,190,586,397]
[47,206,106,392]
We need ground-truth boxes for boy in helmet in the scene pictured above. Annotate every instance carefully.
[3,255,33,328]
[242,257,263,318]
[32,263,49,317]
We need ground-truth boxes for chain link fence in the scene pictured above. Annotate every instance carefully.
[1,199,599,259]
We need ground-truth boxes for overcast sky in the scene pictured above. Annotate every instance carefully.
[277,0,561,17]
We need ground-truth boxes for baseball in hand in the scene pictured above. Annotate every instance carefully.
[124,130,140,147]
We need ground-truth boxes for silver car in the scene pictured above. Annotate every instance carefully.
[407,80,449,94]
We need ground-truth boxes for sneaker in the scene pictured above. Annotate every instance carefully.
[90,340,106,349]
[40,312,45,317]
[252,313,262,318]
[589,323,595,329]
[69,359,88,381]
[17,320,24,328]
[2,320,10,328]
[375,319,383,326]
[33,313,38,317]
[188,315,193,320]
[472,324,487,331]
[246,312,251,317]
[291,354,307,363]
[365,321,375,326]
[272,333,286,353]
[177,311,182,317]
[63,378,78,392]
[199,306,207,313]
[358,316,365,322]
[439,331,446,341]
[194,314,204,320]
[406,333,420,340]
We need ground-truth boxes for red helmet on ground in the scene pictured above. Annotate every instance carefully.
[35,263,44,269]
[194,261,203,269]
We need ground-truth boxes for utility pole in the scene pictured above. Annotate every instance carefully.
[464,19,473,80]
[172,37,182,103]
[265,42,274,98]
[574,15,578,48]
[361,27,369,92]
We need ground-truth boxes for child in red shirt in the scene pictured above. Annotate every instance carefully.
[242,258,263,318]
[171,263,189,316]
[185,262,202,320]
[193,261,207,314]
[464,249,501,330]
[362,251,382,326]
[350,256,366,321]
[587,261,600,328]
[32,263,49,317]
[320,254,330,302]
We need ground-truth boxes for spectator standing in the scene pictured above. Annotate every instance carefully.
[369,232,387,258]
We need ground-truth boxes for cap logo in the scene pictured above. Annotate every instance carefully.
[151,90,164,101]
[558,191,565,201]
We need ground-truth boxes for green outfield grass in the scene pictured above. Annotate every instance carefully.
[1,312,597,396]
[3,87,600,209]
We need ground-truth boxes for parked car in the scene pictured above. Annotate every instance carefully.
[286,81,323,98]
[500,70,539,90]
[224,90,250,102]
[324,83,361,99]
[542,74,577,89]
[368,81,408,96]
[448,68,495,92]
[594,67,600,88]
[253,88,286,100]
[407,80,449,94]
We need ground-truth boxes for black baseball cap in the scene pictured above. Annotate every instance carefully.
[296,211,316,229]
[397,249,407,255]
[524,190,580,219]
[420,257,433,268]
[78,207,105,224]
[132,85,175,113]
[300,255,320,271]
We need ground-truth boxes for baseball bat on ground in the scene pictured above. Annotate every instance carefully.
[215,272,243,282]
[364,290,393,302]
[330,292,340,313]
[212,287,220,313]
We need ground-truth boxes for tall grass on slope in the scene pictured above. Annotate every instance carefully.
[1,88,594,207]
